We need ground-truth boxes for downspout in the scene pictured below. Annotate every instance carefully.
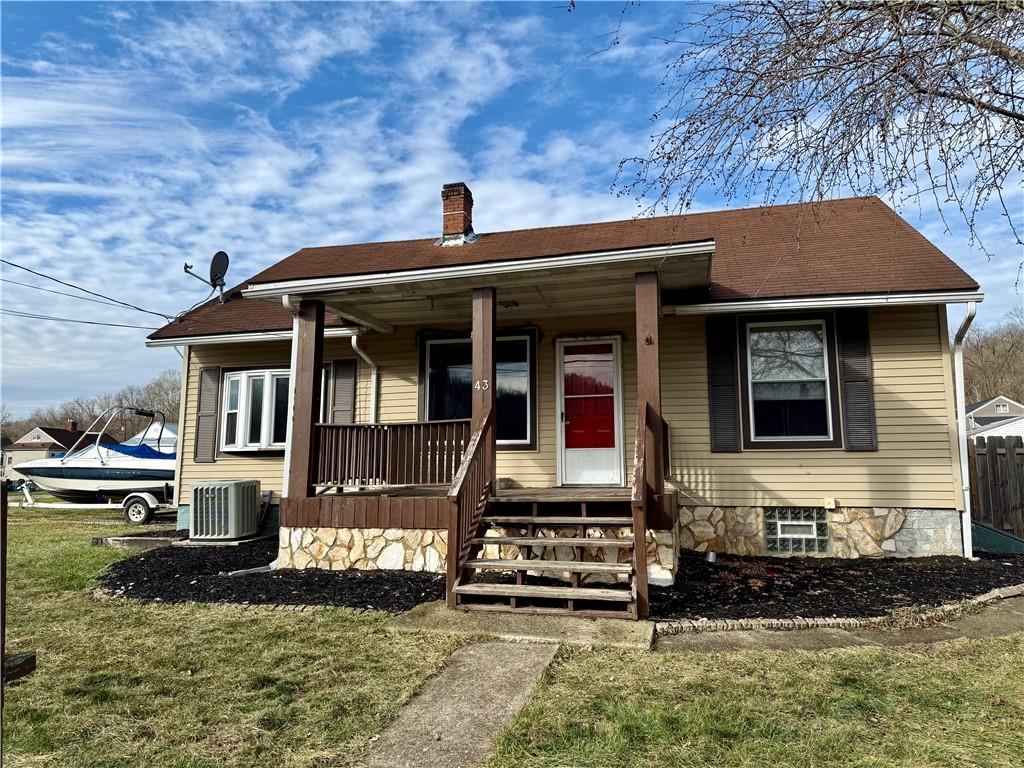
[351,333,379,423]
[952,301,977,559]
[281,294,301,498]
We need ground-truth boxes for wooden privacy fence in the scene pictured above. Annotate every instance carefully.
[969,436,1024,539]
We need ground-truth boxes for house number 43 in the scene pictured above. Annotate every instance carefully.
[474,379,489,390]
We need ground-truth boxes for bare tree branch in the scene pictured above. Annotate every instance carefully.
[616,0,1024,253]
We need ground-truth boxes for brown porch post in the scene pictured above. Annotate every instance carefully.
[635,273,664,508]
[287,299,325,500]
[471,287,497,484]
[635,272,662,618]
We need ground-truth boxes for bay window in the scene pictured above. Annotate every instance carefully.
[220,369,326,452]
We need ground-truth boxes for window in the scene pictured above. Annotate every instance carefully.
[742,318,840,447]
[995,403,1010,414]
[220,370,290,451]
[764,507,829,553]
[423,334,534,447]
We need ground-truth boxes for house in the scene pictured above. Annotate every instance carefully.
[148,186,982,618]
[967,395,1024,438]
[2,420,111,482]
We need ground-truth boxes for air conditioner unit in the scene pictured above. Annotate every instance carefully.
[190,479,261,540]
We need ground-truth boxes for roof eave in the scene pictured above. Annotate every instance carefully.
[240,241,716,300]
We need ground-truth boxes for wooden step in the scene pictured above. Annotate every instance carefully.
[454,582,633,602]
[472,535,633,548]
[463,558,632,574]
[456,602,635,619]
[484,515,633,526]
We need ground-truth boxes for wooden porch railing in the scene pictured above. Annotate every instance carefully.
[313,419,471,488]
[445,409,495,605]
[631,400,670,619]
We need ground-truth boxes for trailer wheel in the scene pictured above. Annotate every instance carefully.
[123,497,154,525]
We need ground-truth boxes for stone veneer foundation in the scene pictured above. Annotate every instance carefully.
[277,527,448,572]
[677,505,963,558]
[276,525,678,585]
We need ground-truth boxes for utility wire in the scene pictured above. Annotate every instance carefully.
[1,259,174,321]
[0,308,159,330]
[1,278,130,309]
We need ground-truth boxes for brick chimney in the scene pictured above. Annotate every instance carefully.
[440,182,475,244]
[66,417,78,431]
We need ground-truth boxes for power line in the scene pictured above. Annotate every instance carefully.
[0,308,159,330]
[1,278,129,309]
[0,259,174,321]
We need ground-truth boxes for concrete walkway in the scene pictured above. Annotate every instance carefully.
[656,597,1024,653]
[357,641,557,768]
[388,600,654,649]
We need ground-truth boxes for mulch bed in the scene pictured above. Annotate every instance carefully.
[100,537,1024,620]
[100,538,444,613]
[651,550,1024,620]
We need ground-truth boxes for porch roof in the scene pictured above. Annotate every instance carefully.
[148,196,978,342]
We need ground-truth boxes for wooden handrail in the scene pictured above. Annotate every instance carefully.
[313,419,471,488]
[631,401,651,619]
[446,409,495,605]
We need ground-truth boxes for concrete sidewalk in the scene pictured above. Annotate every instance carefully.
[357,641,557,768]
[656,597,1024,653]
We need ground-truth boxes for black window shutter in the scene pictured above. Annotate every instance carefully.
[706,315,741,453]
[194,367,220,463]
[331,360,357,424]
[836,308,878,451]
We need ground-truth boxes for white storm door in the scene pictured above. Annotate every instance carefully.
[557,339,623,486]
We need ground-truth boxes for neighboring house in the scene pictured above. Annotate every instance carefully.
[2,421,115,482]
[969,415,1024,439]
[149,187,982,618]
[966,395,1024,435]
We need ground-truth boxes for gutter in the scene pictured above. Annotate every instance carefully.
[146,326,359,348]
[952,301,978,559]
[665,290,984,315]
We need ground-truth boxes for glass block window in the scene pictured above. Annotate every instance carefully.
[764,507,829,554]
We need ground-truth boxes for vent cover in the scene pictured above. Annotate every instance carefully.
[190,479,261,540]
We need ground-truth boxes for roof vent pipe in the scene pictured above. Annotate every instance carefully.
[351,334,378,423]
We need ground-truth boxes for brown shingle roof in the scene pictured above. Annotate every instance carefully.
[150,196,977,341]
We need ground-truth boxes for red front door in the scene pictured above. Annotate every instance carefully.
[560,340,622,485]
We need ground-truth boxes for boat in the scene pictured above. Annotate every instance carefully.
[14,406,176,502]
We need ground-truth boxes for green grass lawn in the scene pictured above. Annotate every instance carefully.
[2,506,464,768]
[489,637,1024,768]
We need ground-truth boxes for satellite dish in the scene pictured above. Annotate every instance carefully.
[183,251,230,303]
[210,251,229,288]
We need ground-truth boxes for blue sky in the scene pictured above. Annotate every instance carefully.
[2,2,1021,418]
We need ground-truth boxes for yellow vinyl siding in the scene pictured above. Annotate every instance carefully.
[176,304,959,511]
[349,314,638,488]
[177,340,359,504]
[663,305,960,509]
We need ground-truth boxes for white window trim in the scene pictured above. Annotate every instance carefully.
[777,520,819,539]
[220,369,290,452]
[995,403,1010,414]
[746,319,833,443]
[423,335,533,447]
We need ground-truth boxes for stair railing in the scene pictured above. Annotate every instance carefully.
[631,399,670,619]
[445,408,495,606]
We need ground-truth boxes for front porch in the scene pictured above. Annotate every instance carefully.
[280,266,690,618]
